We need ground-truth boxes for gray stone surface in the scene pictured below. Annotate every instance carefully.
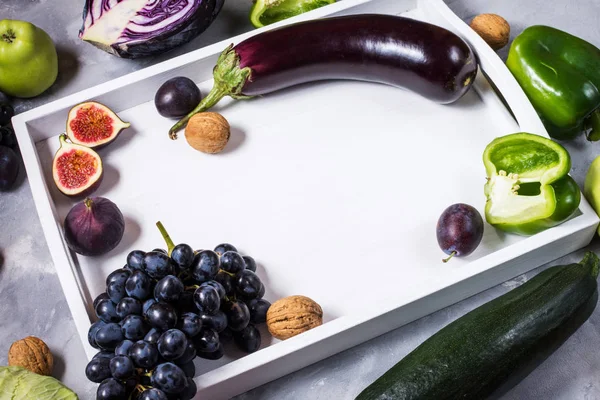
[1,0,600,399]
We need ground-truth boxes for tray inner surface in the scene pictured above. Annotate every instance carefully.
[33,6,526,373]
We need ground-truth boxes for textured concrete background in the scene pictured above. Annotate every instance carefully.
[1,0,600,399]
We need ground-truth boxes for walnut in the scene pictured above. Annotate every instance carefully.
[8,336,54,376]
[184,112,230,154]
[266,295,323,340]
[469,14,510,51]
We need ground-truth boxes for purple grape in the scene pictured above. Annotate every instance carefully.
[95,298,120,323]
[144,327,163,345]
[157,329,188,360]
[115,340,134,356]
[220,251,246,275]
[85,357,111,383]
[243,255,257,272]
[97,377,126,400]
[191,250,220,282]
[177,312,202,337]
[214,243,237,256]
[146,302,178,331]
[234,324,261,353]
[235,270,263,300]
[151,362,187,394]
[116,297,142,318]
[193,328,219,353]
[224,300,250,332]
[200,310,227,332]
[193,285,220,315]
[247,298,271,324]
[197,343,224,360]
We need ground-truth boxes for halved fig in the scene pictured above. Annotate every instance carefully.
[52,134,103,197]
[66,101,130,148]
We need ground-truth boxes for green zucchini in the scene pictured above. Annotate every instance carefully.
[356,252,599,400]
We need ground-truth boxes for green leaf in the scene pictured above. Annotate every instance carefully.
[0,366,78,400]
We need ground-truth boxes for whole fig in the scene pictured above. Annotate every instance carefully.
[64,197,125,256]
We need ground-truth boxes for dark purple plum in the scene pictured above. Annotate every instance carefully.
[436,203,484,262]
[155,77,201,118]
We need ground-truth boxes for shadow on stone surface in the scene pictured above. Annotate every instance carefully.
[52,351,66,382]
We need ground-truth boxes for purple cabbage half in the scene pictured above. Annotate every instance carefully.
[79,0,225,59]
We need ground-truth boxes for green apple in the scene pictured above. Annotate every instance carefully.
[585,155,600,235]
[0,19,58,98]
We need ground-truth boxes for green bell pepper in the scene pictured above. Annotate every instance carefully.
[506,26,600,141]
[250,0,335,28]
[483,133,580,236]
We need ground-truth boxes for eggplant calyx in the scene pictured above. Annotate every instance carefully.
[169,45,252,139]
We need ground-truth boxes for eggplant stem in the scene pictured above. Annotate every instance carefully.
[169,86,228,139]
[442,251,457,263]
[156,221,175,255]
[168,44,252,139]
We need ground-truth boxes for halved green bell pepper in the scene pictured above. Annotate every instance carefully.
[506,26,600,141]
[250,0,335,28]
[483,133,580,236]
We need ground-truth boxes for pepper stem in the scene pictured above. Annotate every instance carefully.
[442,251,457,263]
[587,109,600,142]
[168,44,253,140]
[156,221,175,255]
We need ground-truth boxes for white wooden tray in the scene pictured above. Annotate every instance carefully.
[12,0,600,398]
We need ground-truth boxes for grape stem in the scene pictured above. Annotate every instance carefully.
[156,221,175,255]
[442,251,457,263]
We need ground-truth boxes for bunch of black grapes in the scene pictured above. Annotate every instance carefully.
[86,225,271,400]
[0,91,19,191]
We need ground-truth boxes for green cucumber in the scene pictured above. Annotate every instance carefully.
[356,252,599,400]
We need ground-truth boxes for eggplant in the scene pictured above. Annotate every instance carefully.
[169,14,478,138]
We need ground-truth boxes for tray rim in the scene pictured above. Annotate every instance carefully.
[12,0,600,397]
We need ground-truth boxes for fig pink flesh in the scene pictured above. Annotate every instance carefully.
[56,149,99,189]
[70,105,114,143]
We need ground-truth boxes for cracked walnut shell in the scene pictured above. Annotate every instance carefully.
[8,336,54,376]
[267,295,323,340]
